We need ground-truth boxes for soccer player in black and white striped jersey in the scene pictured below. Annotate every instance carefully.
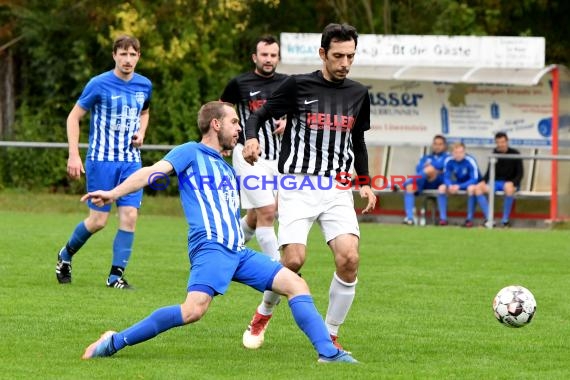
[241,23,376,352]
[220,35,288,277]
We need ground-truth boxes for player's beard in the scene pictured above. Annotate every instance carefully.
[256,63,276,77]
[220,134,237,151]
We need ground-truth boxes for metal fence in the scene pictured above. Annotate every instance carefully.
[487,153,570,228]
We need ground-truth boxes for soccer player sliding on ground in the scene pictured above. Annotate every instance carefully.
[81,101,357,363]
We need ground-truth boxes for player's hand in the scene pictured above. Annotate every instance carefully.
[80,190,115,207]
[273,117,287,135]
[449,184,460,193]
[131,132,145,148]
[67,155,85,180]
[360,185,377,214]
[243,139,261,165]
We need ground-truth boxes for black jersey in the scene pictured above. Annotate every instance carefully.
[245,70,370,179]
[220,71,289,160]
[482,147,524,187]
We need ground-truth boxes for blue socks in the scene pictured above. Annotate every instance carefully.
[503,196,514,222]
[476,195,489,220]
[109,230,134,283]
[288,295,338,358]
[467,195,476,221]
[437,194,448,221]
[60,222,92,262]
[112,305,185,351]
[404,192,415,220]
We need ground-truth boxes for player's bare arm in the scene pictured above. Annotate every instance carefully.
[132,108,150,148]
[66,104,88,180]
[82,160,174,206]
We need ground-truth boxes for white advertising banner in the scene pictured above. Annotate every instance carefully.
[362,77,555,147]
[281,33,545,69]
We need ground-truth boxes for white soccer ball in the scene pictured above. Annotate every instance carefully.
[492,285,536,328]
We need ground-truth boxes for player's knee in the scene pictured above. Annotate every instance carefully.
[438,184,446,193]
[504,182,516,195]
[336,251,359,273]
[467,184,476,195]
[86,215,108,232]
[282,254,304,273]
[180,302,208,324]
[255,204,276,226]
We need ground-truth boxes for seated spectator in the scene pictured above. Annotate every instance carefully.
[474,132,523,228]
[437,142,481,227]
[402,135,450,225]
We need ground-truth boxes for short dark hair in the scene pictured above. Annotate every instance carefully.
[254,35,279,53]
[495,131,508,140]
[197,101,234,135]
[433,134,447,144]
[321,23,358,54]
[113,35,141,54]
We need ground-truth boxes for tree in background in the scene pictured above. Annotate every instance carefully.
[0,0,568,190]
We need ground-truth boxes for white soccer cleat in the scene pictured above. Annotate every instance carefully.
[242,311,272,349]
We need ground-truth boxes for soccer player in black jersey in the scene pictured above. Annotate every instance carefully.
[241,23,376,352]
[474,132,523,227]
[220,36,288,318]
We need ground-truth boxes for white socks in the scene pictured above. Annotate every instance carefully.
[326,272,357,336]
[258,290,281,315]
[255,226,281,315]
[255,226,280,261]
[240,216,255,243]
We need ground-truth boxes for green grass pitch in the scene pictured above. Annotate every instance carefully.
[1,194,569,379]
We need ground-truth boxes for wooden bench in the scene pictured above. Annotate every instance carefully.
[359,145,553,224]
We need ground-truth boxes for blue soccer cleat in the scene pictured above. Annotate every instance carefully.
[82,331,117,359]
[318,350,359,363]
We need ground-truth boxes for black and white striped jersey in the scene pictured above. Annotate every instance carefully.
[245,70,370,179]
[220,71,289,160]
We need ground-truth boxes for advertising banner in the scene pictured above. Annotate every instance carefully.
[362,77,555,147]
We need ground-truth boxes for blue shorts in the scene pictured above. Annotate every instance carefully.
[404,175,443,193]
[187,243,283,296]
[491,180,519,192]
[86,160,143,212]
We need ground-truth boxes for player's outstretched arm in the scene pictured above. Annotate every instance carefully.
[81,160,174,206]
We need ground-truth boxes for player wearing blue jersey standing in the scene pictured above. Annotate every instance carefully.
[437,142,481,227]
[402,135,449,225]
[55,35,152,289]
[80,101,356,363]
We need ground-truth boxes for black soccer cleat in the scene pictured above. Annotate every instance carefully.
[106,277,133,290]
[56,249,72,284]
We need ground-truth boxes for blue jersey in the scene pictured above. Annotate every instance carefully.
[443,154,481,187]
[416,151,450,173]
[78,70,152,162]
[164,142,244,254]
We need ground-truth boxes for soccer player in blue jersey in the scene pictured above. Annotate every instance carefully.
[402,135,449,225]
[55,35,152,289]
[437,142,481,227]
[80,101,356,363]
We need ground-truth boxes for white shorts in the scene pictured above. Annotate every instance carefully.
[277,174,360,247]
[232,144,279,209]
